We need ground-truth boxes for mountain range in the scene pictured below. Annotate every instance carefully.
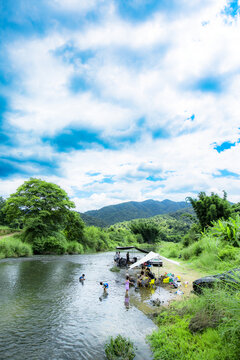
[80,199,191,227]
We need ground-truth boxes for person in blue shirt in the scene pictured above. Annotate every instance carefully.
[79,274,85,282]
[100,281,108,293]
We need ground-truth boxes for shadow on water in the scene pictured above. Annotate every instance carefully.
[0,252,162,360]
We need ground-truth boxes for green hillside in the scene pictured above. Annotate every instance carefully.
[111,208,196,243]
[83,199,191,226]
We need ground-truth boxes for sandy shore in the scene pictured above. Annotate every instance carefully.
[151,256,207,299]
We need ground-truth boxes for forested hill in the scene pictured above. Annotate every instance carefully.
[82,199,191,226]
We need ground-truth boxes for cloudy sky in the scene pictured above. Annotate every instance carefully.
[0,0,240,212]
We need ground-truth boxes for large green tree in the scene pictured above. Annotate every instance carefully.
[186,191,231,230]
[4,178,75,240]
[64,211,85,243]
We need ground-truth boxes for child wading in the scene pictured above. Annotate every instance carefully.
[79,274,85,282]
[100,281,109,293]
[125,275,133,296]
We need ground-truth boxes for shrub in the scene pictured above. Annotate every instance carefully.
[110,266,120,272]
[66,241,83,254]
[148,286,240,360]
[218,246,238,261]
[0,236,32,258]
[31,232,67,254]
[105,335,136,360]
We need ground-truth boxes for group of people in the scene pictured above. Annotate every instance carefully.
[79,257,156,301]
[114,251,137,267]
[137,264,156,287]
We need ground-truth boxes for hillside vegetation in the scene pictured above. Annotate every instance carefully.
[83,199,190,226]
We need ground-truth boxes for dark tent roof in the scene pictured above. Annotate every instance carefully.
[116,246,149,254]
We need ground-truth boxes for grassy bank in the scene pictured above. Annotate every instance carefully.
[0,226,18,236]
[148,283,240,360]
[156,237,240,274]
[0,234,33,259]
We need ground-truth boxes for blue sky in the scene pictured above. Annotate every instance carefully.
[0,0,240,211]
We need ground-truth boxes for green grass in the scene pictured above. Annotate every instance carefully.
[110,266,120,272]
[156,241,182,259]
[148,285,240,360]
[0,226,18,236]
[105,335,136,360]
[0,235,33,258]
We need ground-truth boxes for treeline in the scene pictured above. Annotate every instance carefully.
[157,191,240,272]
[1,179,240,261]
[0,178,141,258]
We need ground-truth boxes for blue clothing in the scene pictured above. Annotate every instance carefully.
[103,282,108,288]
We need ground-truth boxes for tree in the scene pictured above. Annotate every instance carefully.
[64,211,85,243]
[129,220,160,243]
[0,196,7,225]
[3,178,75,241]
[186,191,231,231]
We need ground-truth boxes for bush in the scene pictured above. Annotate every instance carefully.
[110,266,120,272]
[66,241,83,254]
[105,335,136,360]
[218,245,238,261]
[148,286,240,360]
[31,232,67,254]
[0,236,32,258]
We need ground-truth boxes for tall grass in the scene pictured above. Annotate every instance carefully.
[148,284,240,360]
[0,235,32,258]
[0,226,18,236]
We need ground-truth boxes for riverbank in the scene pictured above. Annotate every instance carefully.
[151,256,207,300]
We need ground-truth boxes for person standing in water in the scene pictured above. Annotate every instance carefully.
[125,275,133,296]
[79,274,85,282]
[100,281,108,293]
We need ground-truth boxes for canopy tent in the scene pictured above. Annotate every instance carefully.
[116,246,149,254]
[129,251,161,269]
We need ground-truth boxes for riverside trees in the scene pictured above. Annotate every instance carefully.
[186,191,231,231]
[3,178,79,253]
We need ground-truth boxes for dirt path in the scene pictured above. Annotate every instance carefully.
[0,232,20,239]
[151,256,207,299]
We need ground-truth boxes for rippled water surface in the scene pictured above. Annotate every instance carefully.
[0,253,157,360]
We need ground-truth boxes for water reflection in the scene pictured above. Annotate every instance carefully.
[0,253,156,360]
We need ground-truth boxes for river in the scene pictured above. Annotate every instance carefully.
[0,252,159,360]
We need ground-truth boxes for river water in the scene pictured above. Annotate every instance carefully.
[0,252,161,360]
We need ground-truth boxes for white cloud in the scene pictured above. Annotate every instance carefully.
[2,0,240,211]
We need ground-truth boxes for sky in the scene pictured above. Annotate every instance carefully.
[0,0,240,212]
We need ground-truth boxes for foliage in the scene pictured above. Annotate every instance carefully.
[108,227,138,246]
[0,196,7,225]
[110,266,120,272]
[64,211,85,243]
[113,212,194,244]
[66,241,84,254]
[186,191,231,231]
[0,226,18,236]
[148,285,240,360]
[156,241,182,259]
[83,226,114,252]
[3,178,75,241]
[210,216,240,247]
[31,232,67,254]
[129,220,161,243]
[0,235,32,258]
[84,199,190,226]
[105,335,136,360]
[181,223,201,247]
